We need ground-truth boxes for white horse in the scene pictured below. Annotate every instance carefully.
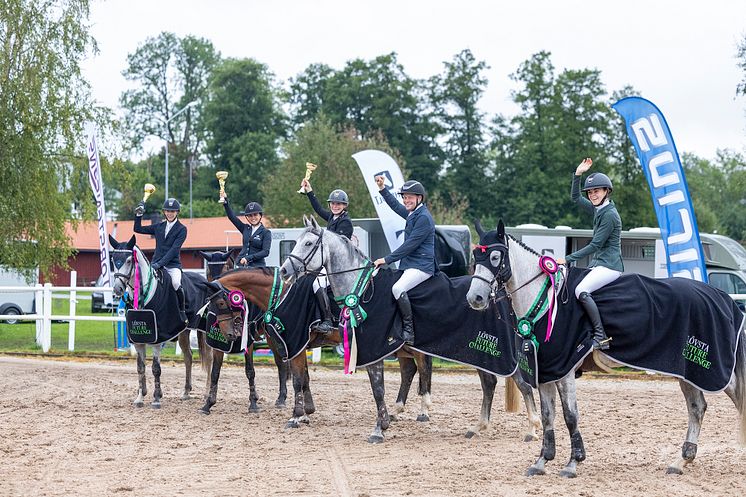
[466,220,746,477]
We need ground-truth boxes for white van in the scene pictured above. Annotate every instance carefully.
[0,266,38,324]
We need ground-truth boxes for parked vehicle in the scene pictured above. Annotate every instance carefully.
[0,266,37,324]
[91,274,116,313]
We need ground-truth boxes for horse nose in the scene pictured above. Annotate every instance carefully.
[474,294,484,303]
[280,266,287,278]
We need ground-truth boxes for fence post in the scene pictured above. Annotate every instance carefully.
[35,284,43,348]
[43,283,52,352]
[68,271,77,351]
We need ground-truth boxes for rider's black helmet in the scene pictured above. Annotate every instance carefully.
[327,189,349,205]
[242,202,263,215]
[162,198,181,211]
[582,173,613,192]
[399,180,426,198]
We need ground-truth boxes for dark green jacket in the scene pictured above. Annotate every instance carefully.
[566,174,624,272]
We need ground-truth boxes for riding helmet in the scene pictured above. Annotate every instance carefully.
[582,173,613,192]
[162,198,181,211]
[327,189,349,205]
[242,202,263,215]
[399,180,426,198]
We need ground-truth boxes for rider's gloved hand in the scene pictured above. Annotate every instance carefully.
[134,201,145,217]
[151,262,162,271]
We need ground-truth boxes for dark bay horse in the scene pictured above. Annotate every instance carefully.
[109,235,210,408]
[277,216,540,443]
[197,252,289,414]
[467,220,746,477]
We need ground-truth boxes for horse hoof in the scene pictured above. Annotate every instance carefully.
[367,434,384,444]
[465,431,476,439]
[525,467,545,477]
[198,407,211,415]
[151,402,161,410]
[416,414,430,422]
[559,469,576,479]
[274,401,286,409]
[285,420,300,429]
[666,467,683,475]
[181,394,191,401]
[133,401,144,408]
[524,434,539,443]
[248,406,261,414]
[304,405,316,415]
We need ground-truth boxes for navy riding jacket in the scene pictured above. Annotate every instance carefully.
[133,216,187,269]
[306,191,353,239]
[224,200,271,267]
[380,188,436,274]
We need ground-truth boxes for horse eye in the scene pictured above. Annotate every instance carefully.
[489,252,501,267]
[305,241,312,247]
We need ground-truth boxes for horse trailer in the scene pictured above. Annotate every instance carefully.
[0,266,38,324]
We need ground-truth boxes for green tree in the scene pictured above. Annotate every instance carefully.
[261,118,398,226]
[202,58,287,205]
[120,32,220,201]
[430,49,490,217]
[0,0,100,277]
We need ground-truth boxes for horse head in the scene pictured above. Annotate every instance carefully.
[199,250,234,282]
[109,234,138,300]
[204,280,244,342]
[467,219,512,310]
[279,215,328,284]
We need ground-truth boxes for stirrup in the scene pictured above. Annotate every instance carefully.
[592,336,611,350]
[314,320,335,335]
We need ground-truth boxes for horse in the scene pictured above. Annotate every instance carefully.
[466,220,746,477]
[196,251,290,414]
[109,235,211,408]
[277,216,540,443]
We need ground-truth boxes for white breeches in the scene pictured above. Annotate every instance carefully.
[312,274,329,292]
[392,268,432,299]
[166,267,182,291]
[574,266,622,298]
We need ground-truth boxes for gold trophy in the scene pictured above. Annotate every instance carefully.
[216,171,229,203]
[297,162,318,194]
[143,183,156,202]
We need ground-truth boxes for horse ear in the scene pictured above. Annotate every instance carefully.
[126,235,136,249]
[474,219,485,239]
[496,219,505,239]
[310,216,320,230]
[198,251,211,261]
[108,234,119,249]
[218,251,230,261]
[302,214,310,227]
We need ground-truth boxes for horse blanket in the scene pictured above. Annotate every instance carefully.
[533,268,745,392]
[126,270,209,344]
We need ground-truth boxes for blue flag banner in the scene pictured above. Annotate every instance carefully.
[612,96,707,282]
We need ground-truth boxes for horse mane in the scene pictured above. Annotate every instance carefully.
[506,233,541,258]
[308,225,370,262]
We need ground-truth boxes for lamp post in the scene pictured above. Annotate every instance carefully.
[164,100,197,200]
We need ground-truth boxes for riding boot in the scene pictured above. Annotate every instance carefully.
[314,288,335,334]
[396,292,415,345]
[578,292,611,350]
[176,288,188,324]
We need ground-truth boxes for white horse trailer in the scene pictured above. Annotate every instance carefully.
[0,266,38,324]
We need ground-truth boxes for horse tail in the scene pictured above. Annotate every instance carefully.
[197,330,211,373]
[734,326,746,445]
[504,376,521,413]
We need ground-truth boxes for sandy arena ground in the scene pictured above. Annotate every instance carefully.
[0,355,744,497]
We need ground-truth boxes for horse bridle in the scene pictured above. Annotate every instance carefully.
[111,249,136,297]
[206,284,245,340]
[286,228,326,277]
[472,238,544,303]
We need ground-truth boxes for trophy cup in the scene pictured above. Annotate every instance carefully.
[135,184,155,216]
[297,162,318,194]
[143,183,156,202]
[216,171,229,203]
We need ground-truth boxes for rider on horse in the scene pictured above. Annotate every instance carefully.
[134,197,189,323]
[221,192,272,268]
[373,177,436,345]
[300,178,353,334]
[557,158,623,350]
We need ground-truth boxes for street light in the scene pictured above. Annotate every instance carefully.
[164,100,197,200]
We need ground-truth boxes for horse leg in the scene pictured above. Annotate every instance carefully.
[555,375,585,478]
[133,344,147,407]
[151,344,163,409]
[466,370,497,438]
[414,352,433,422]
[302,356,315,416]
[392,356,417,420]
[199,350,224,415]
[526,382,558,476]
[178,331,193,400]
[366,360,390,443]
[245,345,260,413]
[667,380,707,474]
[268,337,288,408]
[286,354,309,428]
[512,371,541,442]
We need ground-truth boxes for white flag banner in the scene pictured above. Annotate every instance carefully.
[352,149,406,252]
[85,122,113,304]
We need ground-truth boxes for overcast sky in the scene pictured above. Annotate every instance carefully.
[82,0,746,160]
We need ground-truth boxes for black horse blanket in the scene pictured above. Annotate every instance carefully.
[126,270,209,344]
[533,268,745,392]
[339,270,518,375]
